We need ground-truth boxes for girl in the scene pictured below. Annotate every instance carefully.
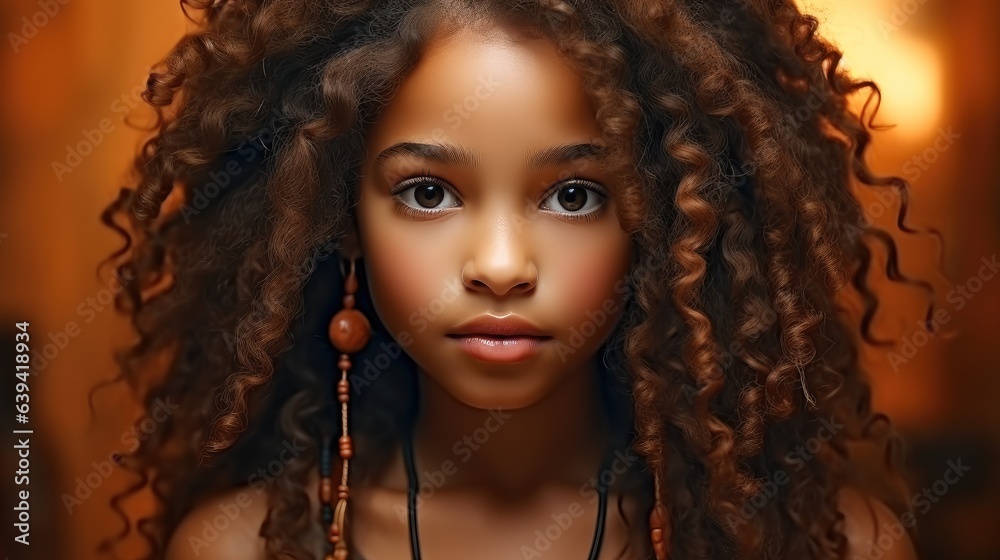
[99,1,930,558]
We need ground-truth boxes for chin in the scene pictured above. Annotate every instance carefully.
[439,375,552,411]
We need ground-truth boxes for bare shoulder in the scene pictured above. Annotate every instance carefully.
[837,487,919,560]
[606,488,653,560]
[165,486,269,560]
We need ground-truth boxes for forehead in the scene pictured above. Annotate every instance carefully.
[363,26,604,169]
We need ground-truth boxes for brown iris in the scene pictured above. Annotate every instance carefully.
[414,184,444,208]
[557,185,588,212]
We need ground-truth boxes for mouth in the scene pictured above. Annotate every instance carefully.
[446,334,552,363]
[447,313,552,363]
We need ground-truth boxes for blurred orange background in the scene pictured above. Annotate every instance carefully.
[0,1,997,559]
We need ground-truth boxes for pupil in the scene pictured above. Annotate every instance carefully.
[559,186,587,212]
[416,185,443,208]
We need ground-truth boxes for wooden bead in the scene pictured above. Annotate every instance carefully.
[338,393,349,403]
[344,274,358,294]
[342,294,355,309]
[338,357,352,371]
[650,502,668,527]
[338,484,349,499]
[649,502,669,560]
[339,435,353,458]
[328,309,371,353]
[337,379,349,394]
[328,522,340,543]
[320,477,332,503]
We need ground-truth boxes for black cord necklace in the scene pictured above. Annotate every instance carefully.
[401,427,612,560]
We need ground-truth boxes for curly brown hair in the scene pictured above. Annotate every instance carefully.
[96,0,939,558]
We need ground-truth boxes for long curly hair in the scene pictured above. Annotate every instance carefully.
[96,0,938,558]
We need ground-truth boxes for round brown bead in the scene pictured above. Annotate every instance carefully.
[337,379,349,394]
[338,435,353,459]
[328,309,371,354]
[338,448,353,459]
[342,294,355,309]
[338,484,349,499]
[338,393,349,403]
[338,443,353,457]
[338,357,352,371]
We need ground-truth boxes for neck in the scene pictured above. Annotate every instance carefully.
[409,362,611,498]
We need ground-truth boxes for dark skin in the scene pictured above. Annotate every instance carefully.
[165,23,919,560]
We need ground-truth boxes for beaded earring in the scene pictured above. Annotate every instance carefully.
[319,256,370,560]
[649,470,670,560]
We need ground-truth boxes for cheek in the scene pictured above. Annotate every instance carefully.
[543,225,631,335]
[357,205,453,335]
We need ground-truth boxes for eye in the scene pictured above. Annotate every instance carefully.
[540,179,609,217]
[391,177,460,213]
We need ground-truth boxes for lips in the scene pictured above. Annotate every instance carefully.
[447,314,551,363]
[447,313,550,338]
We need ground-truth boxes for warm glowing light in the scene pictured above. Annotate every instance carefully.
[799,0,944,139]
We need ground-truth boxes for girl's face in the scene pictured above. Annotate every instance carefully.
[355,24,633,410]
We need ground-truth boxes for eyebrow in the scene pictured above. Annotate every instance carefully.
[373,141,604,170]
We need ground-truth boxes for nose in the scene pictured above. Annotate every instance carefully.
[462,213,538,297]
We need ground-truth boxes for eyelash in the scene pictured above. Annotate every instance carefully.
[387,170,610,223]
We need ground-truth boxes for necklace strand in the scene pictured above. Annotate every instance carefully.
[401,427,611,560]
